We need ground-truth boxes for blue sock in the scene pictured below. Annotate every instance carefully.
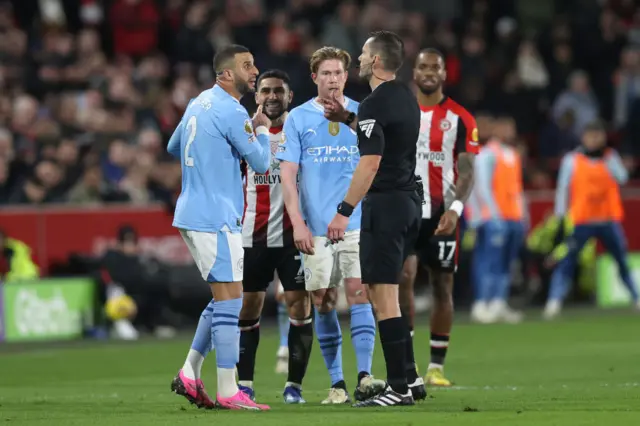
[191,298,215,356]
[278,302,289,347]
[549,267,570,302]
[496,274,510,301]
[315,309,344,386]
[349,304,376,375]
[211,298,242,369]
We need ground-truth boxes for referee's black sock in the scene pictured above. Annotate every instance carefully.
[378,317,408,395]
[402,312,419,383]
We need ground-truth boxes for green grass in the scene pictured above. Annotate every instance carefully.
[1,311,640,425]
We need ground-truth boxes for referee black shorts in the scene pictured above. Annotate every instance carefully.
[360,191,422,285]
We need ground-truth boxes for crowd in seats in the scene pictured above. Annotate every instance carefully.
[1,0,639,206]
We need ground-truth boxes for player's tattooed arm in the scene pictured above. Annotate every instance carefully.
[455,152,475,203]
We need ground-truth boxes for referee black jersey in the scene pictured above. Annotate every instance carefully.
[357,80,420,192]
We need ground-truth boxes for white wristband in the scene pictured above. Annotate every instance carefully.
[449,200,464,217]
[255,126,269,137]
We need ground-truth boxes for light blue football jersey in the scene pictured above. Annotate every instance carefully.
[167,85,271,233]
[277,97,361,237]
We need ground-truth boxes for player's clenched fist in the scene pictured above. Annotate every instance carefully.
[252,104,272,129]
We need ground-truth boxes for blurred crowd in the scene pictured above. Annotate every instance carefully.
[1,0,640,207]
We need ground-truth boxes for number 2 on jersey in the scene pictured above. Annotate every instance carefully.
[184,115,197,167]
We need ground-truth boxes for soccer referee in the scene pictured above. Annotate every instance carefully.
[325,31,422,407]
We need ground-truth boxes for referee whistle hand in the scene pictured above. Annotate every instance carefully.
[294,224,315,255]
[434,210,459,236]
[319,91,347,122]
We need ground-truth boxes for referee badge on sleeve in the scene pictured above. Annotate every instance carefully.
[359,119,375,138]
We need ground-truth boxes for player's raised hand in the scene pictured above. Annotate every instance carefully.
[252,104,272,130]
[293,222,315,255]
[319,91,347,122]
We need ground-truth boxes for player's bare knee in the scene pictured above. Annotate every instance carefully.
[286,291,310,320]
[344,278,368,305]
[240,292,265,319]
[314,288,337,312]
[432,273,454,305]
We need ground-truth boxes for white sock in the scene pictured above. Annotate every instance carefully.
[428,362,444,371]
[285,381,301,389]
[182,349,205,380]
[238,380,253,389]
[217,367,239,398]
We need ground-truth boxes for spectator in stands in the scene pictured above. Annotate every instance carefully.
[0,159,9,203]
[552,70,599,138]
[538,109,581,158]
[517,39,549,90]
[613,47,640,129]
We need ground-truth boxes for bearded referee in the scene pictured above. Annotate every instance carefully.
[322,31,422,407]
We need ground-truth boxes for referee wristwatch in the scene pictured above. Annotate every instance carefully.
[343,111,356,126]
[337,201,355,217]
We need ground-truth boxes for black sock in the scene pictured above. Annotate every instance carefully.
[237,318,260,382]
[287,316,313,386]
[402,313,419,383]
[430,333,449,366]
[378,317,408,394]
[332,379,347,390]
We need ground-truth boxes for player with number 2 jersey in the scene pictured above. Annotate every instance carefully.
[167,45,271,411]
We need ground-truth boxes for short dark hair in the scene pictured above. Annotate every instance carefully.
[584,119,606,133]
[418,48,445,63]
[257,69,291,89]
[368,30,404,72]
[213,44,250,74]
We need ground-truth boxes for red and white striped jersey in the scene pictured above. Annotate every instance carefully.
[242,126,294,248]
[416,96,478,219]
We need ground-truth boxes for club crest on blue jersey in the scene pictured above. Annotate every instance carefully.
[329,122,340,136]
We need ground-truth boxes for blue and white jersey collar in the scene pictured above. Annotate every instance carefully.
[311,96,351,113]
[213,84,241,103]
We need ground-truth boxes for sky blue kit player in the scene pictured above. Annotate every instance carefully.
[167,45,272,411]
[278,99,362,237]
[277,47,381,404]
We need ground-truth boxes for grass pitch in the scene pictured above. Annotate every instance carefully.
[1,310,639,425]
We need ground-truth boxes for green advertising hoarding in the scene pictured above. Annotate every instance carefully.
[596,253,640,307]
[2,278,95,342]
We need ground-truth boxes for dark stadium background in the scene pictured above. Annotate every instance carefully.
[1,0,639,337]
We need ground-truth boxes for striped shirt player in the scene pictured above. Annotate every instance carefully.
[241,125,304,294]
[412,96,478,272]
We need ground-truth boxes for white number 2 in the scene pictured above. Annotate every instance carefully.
[184,115,197,167]
[438,241,456,261]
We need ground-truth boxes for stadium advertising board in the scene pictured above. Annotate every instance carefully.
[1,278,95,342]
[3,194,640,273]
[596,253,640,308]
